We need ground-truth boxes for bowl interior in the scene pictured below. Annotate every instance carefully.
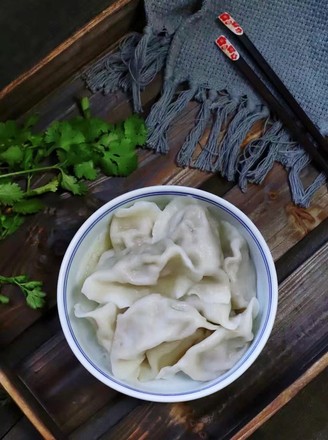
[59,189,275,400]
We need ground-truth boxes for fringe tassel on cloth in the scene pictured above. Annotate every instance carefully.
[146,82,325,207]
[83,26,171,112]
[83,28,326,207]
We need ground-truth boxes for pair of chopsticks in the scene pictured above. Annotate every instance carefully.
[215,12,328,176]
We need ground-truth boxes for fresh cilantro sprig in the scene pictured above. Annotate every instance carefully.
[0,98,147,239]
[0,274,46,309]
[0,213,25,240]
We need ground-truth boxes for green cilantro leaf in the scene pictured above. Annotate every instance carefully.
[79,118,111,142]
[115,152,138,176]
[0,121,18,144]
[0,145,24,167]
[25,287,46,309]
[111,138,135,153]
[22,148,34,170]
[124,115,147,146]
[0,120,42,155]
[27,178,59,196]
[0,275,46,309]
[45,121,85,150]
[60,171,86,195]
[6,275,27,283]
[74,161,98,180]
[0,214,25,240]
[101,150,138,176]
[12,199,44,214]
[0,183,24,205]
[23,114,39,129]
[100,156,118,175]
[0,294,9,304]
[26,133,43,148]
[56,142,92,166]
[97,132,120,146]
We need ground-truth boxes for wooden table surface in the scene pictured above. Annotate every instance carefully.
[1,1,327,439]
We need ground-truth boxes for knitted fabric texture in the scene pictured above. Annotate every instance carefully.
[84,0,327,206]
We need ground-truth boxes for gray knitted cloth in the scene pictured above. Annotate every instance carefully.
[84,0,328,206]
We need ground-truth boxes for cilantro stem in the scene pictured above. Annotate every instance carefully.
[26,175,32,192]
[0,275,46,309]
[81,97,91,119]
[0,165,59,179]
[0,275,15,283]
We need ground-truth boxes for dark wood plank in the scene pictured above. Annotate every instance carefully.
[0,360,65,439]
[0,0,142,120]
[232,353,328,439]
[249,366,328,440]
[99,403,202,440]
[87,240,328,440]
[0,398,22,438]
[3,310,61,368]
[17,333,121,433]
[223,164,328,260]
[0,0,117,89]
[0,392,47,440]
[70,397,142,440]
[275,216,328,282]
[2,417,43,440]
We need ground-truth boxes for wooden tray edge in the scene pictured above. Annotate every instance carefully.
[0,0,141,119]
[231,352,328,440]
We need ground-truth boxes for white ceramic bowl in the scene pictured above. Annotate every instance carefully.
[57,185,278,402]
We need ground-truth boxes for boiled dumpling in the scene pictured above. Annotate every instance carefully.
[110,293,218,380]
[152,197,193,241]
[110,201,161,250]
[185,270,231,304]
[139,328,210,381]
[219,221,257,309]
[81,238,203,305]
[181,270,235,327]
[183,295,233,329]
[75,197,259,384]
[74,302,118,352]
[157,297,259,381]
[153,199,224,275]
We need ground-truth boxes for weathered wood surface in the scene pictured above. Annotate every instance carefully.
[251,366,328,440]
[231,352,328,440]
[0,1,327,438]
[0,0,142,120]
[0,361,64,439]
[223,165,328,261]
[2,417,43,440]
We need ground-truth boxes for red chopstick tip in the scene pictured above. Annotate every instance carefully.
[219,12,230,21]
[216,36,227,46]
[215,35,240,61]
[218,12,244,35]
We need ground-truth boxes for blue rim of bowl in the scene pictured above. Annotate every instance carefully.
[63,191,273,396]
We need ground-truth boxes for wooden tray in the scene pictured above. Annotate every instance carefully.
[1,1,327,438]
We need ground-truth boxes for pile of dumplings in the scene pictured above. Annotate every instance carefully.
[75,197,259,383]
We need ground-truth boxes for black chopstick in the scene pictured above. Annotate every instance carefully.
[218,12,328,156]
[215,35,328,176]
